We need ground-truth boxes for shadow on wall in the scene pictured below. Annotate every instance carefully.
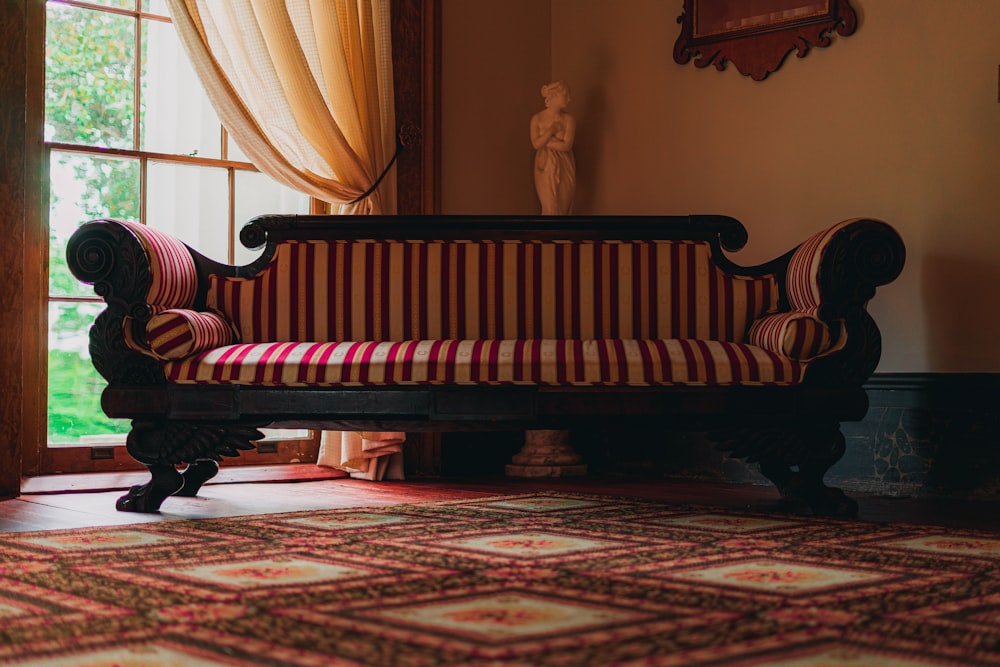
[921,254,1000,372]
[573,85,607,215]
[570,50,611,216]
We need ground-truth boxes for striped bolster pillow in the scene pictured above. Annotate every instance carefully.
[747,312,835,362]
[146,309,236,360]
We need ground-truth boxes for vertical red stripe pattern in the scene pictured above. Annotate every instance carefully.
[119,220,198,309]
[207,239,779,345]
[747,312,835,361]
[163,339,806,387]
[786,219,858,312]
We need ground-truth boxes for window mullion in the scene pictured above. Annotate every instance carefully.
[133,10,142,153]
[140,157,148,226]
[228,168,236,264]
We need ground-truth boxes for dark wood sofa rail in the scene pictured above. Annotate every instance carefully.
[67,214,905,516]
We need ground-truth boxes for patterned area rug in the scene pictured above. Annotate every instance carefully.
[1,492,998,666]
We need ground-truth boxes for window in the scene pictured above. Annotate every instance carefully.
[43,0,312,469]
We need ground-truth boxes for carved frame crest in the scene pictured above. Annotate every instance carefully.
[673,0,858,81]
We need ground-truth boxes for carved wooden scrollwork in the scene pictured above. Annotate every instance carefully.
[674,0,858,81]
[803,218,905,387]
[89,309,166,385]
[66,220,166,385]
[66,219,153,317]
[126,420,266,467]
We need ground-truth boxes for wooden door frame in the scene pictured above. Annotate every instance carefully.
[1,1,45,498]
[1,0,440,496]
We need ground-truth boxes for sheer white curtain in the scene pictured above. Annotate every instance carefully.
[167,0,405,480]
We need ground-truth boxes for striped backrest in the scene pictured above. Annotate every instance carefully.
[208,239,779,344]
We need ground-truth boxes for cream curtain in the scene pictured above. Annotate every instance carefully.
[167,0,405,480]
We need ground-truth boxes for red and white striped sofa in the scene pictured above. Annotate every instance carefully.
[67,214,904,516]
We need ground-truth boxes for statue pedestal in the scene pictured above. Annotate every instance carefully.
[505,429,587,478]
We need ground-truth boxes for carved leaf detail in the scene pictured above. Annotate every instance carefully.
[126,421,265,466]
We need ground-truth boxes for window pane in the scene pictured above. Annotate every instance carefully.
[84,0,134,9]
[147,162,230,262]
[142,18,223,159]
[227,134,251,163]
[144,0,170,16]
[45,4,136,150]
[259,429,312,442]
[233,171,310,265]
[49,151,141,298]
[48,302,130,446]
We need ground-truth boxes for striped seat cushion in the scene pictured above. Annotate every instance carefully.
[162,339,806,387]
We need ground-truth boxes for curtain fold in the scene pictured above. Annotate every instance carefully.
[167,0,404,479]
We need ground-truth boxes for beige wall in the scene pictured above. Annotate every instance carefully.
[441,0,551,214]
[442,0,1000,373]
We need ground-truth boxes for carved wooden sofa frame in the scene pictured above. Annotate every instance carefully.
[67,214,904,516]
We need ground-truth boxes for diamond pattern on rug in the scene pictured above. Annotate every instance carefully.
[7,529,186,553]
[278,512,417,530]
[163,555,384,589]
[86,551,430,600]
[648,513,804,533]
[286,579,736,660]
[0,577,133,630]
[0,492,997,667]
[359,590,652,643]
[476,495,608,512]
[429,530,625,558]
[881,534,1000,556]
[737,644,965,666]
[664,558,888,594]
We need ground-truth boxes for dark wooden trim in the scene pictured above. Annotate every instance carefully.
[239,213,749,247]
[864,372,1000,408]
[21,1,47,480]
[421,0,441,214]
[392,0,440,214]
[0,2,27,498]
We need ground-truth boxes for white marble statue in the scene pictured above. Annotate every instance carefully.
[530,80,576,215]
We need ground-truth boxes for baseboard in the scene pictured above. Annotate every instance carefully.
[527,373,1000,500]
[829,372,1000,499]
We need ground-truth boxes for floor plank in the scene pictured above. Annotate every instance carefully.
[2,470,998,533]
[19,464,347,494]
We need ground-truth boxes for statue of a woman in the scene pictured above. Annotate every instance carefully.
[530,81,576,215]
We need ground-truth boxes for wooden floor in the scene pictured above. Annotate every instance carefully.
[2,466,998,533]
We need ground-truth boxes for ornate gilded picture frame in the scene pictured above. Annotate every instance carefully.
[673,0,858,81]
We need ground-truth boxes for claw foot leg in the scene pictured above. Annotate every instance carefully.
[116,464,184,513]
[174,459,221,497]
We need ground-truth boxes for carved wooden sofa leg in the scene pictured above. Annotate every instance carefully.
[116,460,220,512]
[174,460,221,497]
[116,464,185,513]
[115,419,264,513]
[712,424,858,518]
